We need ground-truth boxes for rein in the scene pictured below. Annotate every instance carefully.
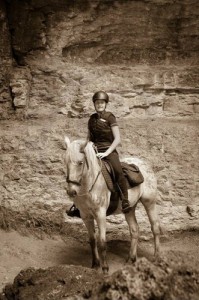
[87,161,102,193]
[87,145,102,193]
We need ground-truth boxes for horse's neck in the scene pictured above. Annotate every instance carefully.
[84,142,101,187]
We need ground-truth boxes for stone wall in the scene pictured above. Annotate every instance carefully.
[0,0,199,234]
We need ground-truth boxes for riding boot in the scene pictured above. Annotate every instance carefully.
[121,198,132,214]
[117,176,132,214]
[66,204,81,218]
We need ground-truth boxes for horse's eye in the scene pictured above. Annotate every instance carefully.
[79,161,84,165]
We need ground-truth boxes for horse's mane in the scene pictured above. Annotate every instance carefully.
[84,141,100,173]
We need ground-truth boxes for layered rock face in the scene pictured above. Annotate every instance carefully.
[0,0,199,232]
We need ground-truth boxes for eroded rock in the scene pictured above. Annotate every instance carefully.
[1,256,199,300]
[2,265,102,300]
[90,257,199,300]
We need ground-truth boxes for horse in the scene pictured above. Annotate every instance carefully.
[64,136,161,274]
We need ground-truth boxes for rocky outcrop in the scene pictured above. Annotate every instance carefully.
[0,0,198,233]
[2,265,102,300]
[2,255,199,300]
[0,0,13,119]
[90,256,199,300]
[2,0,199,119]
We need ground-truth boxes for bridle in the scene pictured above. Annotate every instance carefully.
[66,155,87,187]
[66,145,102,195]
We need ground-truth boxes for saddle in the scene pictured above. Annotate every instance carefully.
[100,160,144,216]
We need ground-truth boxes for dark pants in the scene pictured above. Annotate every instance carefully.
[103,151,128,199]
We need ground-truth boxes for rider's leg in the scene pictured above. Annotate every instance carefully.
[104,152,132,213]
[117,173,132,213]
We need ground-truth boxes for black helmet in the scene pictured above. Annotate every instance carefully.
[92,91,109,103]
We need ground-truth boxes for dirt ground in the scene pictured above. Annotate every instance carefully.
[0,228,199,294]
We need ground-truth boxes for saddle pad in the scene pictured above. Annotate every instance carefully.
[101,160,115,192]
[100,160,141,215]
[100,160,119,215]
[101,160,132,190]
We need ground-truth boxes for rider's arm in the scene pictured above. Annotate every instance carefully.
[105,125,121,155]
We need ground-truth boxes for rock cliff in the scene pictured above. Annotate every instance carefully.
[0,0,199,233]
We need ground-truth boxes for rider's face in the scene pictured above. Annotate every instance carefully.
[94,100,106,113]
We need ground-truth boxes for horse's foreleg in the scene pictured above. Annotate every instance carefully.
[125,207,139,263]
[82,218,100,269]
[96,212,109,275]
[142,199,161,258]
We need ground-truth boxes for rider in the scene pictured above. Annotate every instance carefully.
[67,91,132,217]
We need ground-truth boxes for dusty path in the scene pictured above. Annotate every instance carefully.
[0,229,199,293]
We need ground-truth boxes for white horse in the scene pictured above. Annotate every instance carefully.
[64,136,161,274]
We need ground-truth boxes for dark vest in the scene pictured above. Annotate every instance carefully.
[88,111,117,151]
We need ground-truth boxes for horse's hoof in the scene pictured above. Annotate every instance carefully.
[92,262,100,270]
[126,256,137,264]
[102,267,109,275]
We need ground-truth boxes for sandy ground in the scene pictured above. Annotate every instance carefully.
[0,228,199,293]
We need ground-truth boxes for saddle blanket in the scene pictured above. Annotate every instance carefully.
[100,160,144,216]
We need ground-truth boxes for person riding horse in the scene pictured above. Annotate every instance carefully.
[66,91,132,217]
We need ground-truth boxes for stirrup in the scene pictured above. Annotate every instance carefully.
[122,201,132,214]
[66,205,81,218]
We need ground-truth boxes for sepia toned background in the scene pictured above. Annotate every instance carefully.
[0,0,199,234]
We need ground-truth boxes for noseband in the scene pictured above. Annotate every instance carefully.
[66,177,82,186]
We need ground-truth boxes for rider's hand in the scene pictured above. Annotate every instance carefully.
[96,151,109,159]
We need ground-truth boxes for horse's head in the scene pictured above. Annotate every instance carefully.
[64,136,88,197]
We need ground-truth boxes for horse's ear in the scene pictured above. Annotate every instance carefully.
[80,140,88,153]
[64,136,70,150]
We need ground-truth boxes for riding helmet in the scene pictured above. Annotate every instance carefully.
[92,91,109,103]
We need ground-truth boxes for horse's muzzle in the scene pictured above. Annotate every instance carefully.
[67,188,77,197]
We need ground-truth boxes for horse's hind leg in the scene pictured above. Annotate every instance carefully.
[82,218,100,269]
[125,206,139,263]
[141,198,161,258]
